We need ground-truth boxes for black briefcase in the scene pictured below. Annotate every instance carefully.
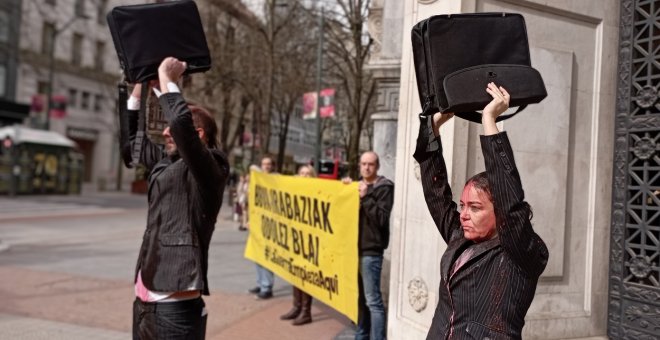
[412,13,547,122]
[107,0,211,83]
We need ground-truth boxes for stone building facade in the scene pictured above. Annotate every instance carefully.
[369,0,625,338]
[16,0,134,188]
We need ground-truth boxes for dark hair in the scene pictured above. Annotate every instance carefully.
[262,155,276,166]
[465,171,533,222]
[465,172,492,202]
[188,105,218,149]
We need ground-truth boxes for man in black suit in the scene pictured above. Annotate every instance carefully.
[124,57,229,340]
[413,83,548,340]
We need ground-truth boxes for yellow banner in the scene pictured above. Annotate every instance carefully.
[244,170,359,323]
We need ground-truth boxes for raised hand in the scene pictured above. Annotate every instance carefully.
[158,57,187,92]
[482,83,510,135]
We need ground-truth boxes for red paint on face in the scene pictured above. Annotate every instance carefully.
[459,182,497,242]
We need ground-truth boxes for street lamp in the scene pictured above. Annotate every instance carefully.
[44,14,89,130]
[313,6,324,173]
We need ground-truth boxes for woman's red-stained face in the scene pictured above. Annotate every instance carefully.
[459,182,497,242]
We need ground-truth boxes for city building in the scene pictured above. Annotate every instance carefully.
[16,0,133,189]
[0,0,30,127]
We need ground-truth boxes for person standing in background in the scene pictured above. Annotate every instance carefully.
[248,156,277,299]
[279,164,316,325]
[344,151,394,340]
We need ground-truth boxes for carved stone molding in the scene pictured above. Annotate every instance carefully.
[609,0,660,338]
[418,0,438,4]
[368,8,383,57]
[624,304,660,331]
[634,85,659,108]
[407,277,429,312]
[626,255,654,279]
[632,137,657,160]
[374,83,400,114]
[413,161,421,182]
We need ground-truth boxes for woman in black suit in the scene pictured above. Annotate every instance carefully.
[413,83,549,339]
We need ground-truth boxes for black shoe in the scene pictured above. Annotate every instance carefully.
[292,313,312,326]
[248,286,260,294]
[238,225,247,231]
[280,307,301,320]
[256,291,273,300]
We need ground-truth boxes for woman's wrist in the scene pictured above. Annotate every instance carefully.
[482,116,499,135]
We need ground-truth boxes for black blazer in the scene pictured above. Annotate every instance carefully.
[413,116,548,340]
[129,93,229,295]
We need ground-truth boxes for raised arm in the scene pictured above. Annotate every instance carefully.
[126,83,166,171]
[157,58,227,200]
[481,83,548,277]
[413,112,461,243]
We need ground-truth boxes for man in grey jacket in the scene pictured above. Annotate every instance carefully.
[125,57,229,340]
[354,151,394,340]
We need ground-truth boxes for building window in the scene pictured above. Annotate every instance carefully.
[68,88,78,108]
[37,81,49,95]
[0,10,8,43]
[81,91,90,110]
[94,94,103,112]
[94,40,105,70]
[41,22,55,55]
[75,0,86,18]
[97,0,107,25]
[72,33,83,65]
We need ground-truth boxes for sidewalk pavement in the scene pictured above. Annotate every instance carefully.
[0,188,356,340]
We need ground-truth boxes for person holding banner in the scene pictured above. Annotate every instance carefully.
[413,83,548,339]
[248,156,277,300]
[126,57,229,340]
[344,151,394,340]
[279,164,316,326]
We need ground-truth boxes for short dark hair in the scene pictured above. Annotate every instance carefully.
[188,105,218,149]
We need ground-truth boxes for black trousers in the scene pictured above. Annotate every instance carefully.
[132,297,207,340]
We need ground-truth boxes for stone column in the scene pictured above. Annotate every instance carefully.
[367,0,404,305]
[367,0,403,181]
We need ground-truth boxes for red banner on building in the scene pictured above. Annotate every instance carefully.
[302,88,335,120]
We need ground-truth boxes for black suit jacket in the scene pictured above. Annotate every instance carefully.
[129,93,229,295]
[413,116,548,340]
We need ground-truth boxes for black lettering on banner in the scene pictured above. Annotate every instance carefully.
[254,185,269,209]
[312,198,322,229]
[268,249,340,300]
[261,215,289,251]
[285,193,294,219]
[293,196,302,224]
[279,191,287,216]
[256,179,334,235]
[307,196,313,226]
[321,201,333,234]
[290,227,319,266]
[278,221,289,251]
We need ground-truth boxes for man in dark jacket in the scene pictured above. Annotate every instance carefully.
[355,151,394,340]
[124,57,229,340]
